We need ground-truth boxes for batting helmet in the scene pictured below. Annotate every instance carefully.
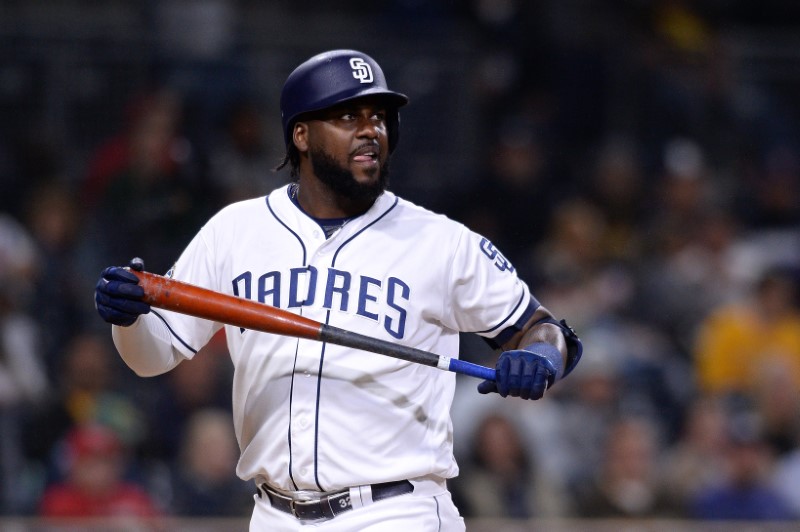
[280,50,409,152]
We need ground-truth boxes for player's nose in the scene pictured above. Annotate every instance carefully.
[355,118,380,139]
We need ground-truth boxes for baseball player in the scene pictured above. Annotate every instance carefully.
[94,49,583,531]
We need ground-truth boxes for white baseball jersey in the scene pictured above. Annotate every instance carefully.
[134,184,536,492]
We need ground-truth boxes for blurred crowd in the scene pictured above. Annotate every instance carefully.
[1,0,799,523]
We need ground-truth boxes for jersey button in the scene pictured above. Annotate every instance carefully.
[313,230,321,238]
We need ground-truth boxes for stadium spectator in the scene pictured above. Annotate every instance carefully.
[38,424,160,518]
[23,182,97,378]
[452,413,568,519]
[81,88,205,274]
[772,441,800,519]
[0,214,48,514]
[660,396,729,509]
[751,355,800,458]
[206,99,286,207]
[693,267,800,399]
[166,408,251,517]
[688,411,795,521]
[572,416,679,518]
[138,331,233,465]
[0,214,47,407]
[22,332,147,482]
[556,336,622,488]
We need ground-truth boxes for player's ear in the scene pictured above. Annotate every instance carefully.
[293,122,310,153]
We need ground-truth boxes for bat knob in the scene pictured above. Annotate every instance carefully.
[129,257,145,272]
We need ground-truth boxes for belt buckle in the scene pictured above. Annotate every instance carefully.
[288,499,301,518]
[289,496,323,521]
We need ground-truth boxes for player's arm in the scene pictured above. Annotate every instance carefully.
[95,259,185,376]
[477,304,583,400]
[112,313,185,377]
[445,227,582,400]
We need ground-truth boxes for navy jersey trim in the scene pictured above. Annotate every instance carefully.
[266,194,308,264]
[151,310,198,354]
[288,183,357,238]
[313,340,326,491]
[475,290,526,334]
[332,196,399,263]
[287,337,301,491]
[481,296,539,349]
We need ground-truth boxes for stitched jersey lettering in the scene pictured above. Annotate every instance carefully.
[258,271,281,307]
[232,268,409,339]
[324,268,351,311]
[289,266,317,307]
[385,277,409,339]
[357,276,381,321]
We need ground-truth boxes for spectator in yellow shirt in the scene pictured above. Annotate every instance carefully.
[693,267,800,397]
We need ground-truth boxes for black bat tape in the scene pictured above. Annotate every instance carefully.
[320,325,496,381]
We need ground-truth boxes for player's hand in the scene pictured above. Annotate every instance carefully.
[94,258,150,326]
[477,343,561,400]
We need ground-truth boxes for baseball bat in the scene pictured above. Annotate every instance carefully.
[129,269,496,381]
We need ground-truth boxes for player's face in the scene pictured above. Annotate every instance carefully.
[303,99,391,197]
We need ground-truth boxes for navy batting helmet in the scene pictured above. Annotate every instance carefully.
[280,50,409,152]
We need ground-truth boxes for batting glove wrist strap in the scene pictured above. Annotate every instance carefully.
[522,342,564,382]
[529,317,583,378]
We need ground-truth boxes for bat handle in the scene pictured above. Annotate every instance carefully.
[444,357,496,381]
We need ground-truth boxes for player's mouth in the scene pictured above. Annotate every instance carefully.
[351,144,380,166]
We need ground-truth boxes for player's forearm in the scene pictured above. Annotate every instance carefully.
[504,306,568,358]
[112,313,184,377]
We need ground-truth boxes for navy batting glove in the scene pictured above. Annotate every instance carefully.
[94,258,150,326]
[477,343,563,400]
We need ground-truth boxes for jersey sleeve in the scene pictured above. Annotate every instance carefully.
[442,226,538,345]
[150,224,224,358]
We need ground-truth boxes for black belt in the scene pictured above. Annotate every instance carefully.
[260,480,413,521]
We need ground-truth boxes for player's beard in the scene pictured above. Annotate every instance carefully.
[309,146,390,204]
